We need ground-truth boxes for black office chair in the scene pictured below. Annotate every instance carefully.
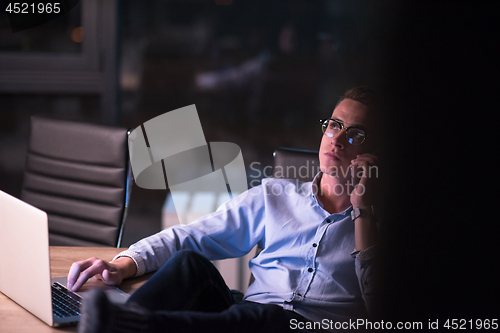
[21,117,133,247]
[272,147,319,181]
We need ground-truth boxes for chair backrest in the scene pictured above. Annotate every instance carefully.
[21,116,132,247]
[272,147,319,182]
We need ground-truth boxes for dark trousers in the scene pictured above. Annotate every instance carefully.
[127,250,311,333]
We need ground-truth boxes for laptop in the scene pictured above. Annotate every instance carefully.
[0,189,130,327]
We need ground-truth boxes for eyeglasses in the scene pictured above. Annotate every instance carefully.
[320,118,368,145]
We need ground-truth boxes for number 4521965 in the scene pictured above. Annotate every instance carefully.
[6,3,61,14]
[444,319,498,330]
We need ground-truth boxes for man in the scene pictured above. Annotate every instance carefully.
[70,86,381,333]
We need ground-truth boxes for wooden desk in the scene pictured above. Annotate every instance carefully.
[0,246,151,333]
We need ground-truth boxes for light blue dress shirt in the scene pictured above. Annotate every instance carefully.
[117,172,378,324]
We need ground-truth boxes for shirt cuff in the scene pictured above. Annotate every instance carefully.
[113,250,146,278]
[351,244,379,261]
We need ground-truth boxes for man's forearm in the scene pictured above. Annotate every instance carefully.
[111,256,137,280]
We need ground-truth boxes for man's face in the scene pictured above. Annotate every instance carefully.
[319,98,375,177]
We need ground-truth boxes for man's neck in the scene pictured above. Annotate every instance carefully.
[317,172,352,214]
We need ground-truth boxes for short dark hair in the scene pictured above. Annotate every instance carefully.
[336,86,377,111]
[335,86,384,141]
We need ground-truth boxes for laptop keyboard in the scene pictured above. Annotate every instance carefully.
[52,282,82,318]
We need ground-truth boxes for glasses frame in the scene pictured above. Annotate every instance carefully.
[319,118,369,145]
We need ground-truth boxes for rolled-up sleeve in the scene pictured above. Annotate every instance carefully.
[351,244,380,318]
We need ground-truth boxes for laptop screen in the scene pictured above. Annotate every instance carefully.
[0,190,54,326]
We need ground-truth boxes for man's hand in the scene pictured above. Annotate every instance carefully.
[349,153,379,251]
[67,256,135,292]
[349,153,379,208]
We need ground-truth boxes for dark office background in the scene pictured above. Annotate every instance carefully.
[0,0,393,245]
[1,0,498,323]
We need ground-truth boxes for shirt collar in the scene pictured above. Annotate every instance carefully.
[310,171,323,207]
[309,171,352,216]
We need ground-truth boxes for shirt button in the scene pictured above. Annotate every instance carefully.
[312,243,317,247]
[326,218,331,223]
[308,268,313,272]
